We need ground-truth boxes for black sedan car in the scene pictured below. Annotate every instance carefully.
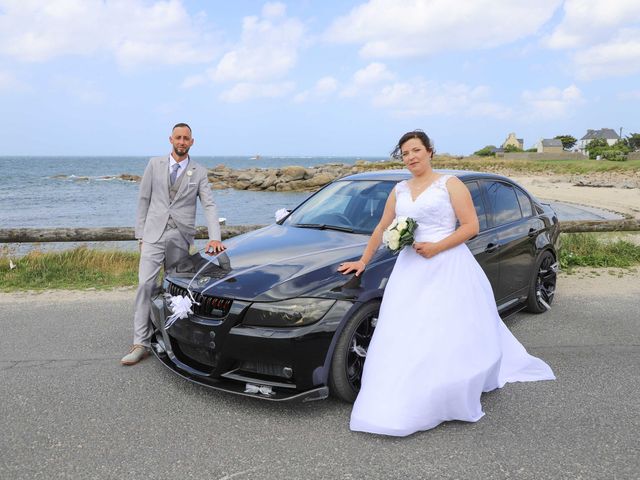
[149,169,559,402]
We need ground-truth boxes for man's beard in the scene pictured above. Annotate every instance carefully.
[174,145,190,156]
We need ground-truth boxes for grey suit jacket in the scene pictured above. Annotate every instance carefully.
[135,156,221,244]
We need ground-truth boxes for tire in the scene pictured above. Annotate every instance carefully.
[329,301,380,403]
[526,250,558,314]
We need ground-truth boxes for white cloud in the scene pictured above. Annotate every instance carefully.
[0,0,217,68]
[545,0,640,49]
[294,76,338,103]
[371,79,511,117]
[573,29,640,79]
[341,62,395,97]
[211,3,305,83]
[219,81,295,103]
[325,0,561,58]
[543,1,640,80]
[522,84,584,118]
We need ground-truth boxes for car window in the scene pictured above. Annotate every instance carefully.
[485,181,522,227]
[464,181,488,231]
[285,180,396,233]
[515,187,534,218]
[321,194,351,216]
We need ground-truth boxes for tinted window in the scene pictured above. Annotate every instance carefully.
[285,180,395,233]
[465,181,488,231]
[485,181,522,226]
[515,187,534,218]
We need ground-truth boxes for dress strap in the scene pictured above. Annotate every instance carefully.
[395,180,409,194]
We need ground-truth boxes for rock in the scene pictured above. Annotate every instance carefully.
[250,173,267,186]
[281,166,307,181]
[236,172,254,181]
[276,182,293,191]
[304,173,333,188]
[233,181,251,190]
[118,174,141,182]
[261,174,278,188]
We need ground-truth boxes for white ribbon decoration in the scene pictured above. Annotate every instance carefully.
[274,208,289,222]
[244,384,275,396]
[165,295,194,329]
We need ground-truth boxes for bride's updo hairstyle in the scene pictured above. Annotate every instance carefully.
[392,129,435,159]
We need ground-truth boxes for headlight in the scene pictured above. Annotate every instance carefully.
[242,298,336,327]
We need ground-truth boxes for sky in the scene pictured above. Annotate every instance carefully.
[0,0,639,157]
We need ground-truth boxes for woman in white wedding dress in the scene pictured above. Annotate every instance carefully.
[338,130,555,437]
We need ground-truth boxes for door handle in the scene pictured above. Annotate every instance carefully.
[485,242,500,253]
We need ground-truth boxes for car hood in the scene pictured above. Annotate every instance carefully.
[167,224,371,301]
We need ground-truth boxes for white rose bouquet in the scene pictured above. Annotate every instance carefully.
[382,216,417,254]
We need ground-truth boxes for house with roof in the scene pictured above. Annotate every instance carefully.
[536,138,564,154]
[577,128,620,153]
[502,132,524,150]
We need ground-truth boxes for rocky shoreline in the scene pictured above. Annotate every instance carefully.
[51,160,640,191]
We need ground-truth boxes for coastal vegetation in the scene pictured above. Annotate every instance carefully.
[429,155,640,175]
[2,233,640,291]
[0,246,138,291]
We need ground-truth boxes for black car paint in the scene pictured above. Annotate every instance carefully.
[149,169,559,401]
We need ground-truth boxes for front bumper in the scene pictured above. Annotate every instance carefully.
[149,293,354,401]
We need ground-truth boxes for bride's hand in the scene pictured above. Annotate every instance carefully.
[413,242,441,258]
[338,260,366,276]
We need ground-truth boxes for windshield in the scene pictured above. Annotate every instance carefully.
[284,180,396,234]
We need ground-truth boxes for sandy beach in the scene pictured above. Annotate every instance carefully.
[510,173,640,219]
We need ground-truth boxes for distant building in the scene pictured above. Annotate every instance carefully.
[502,132,524,150]
[536,138,564,154]
[577,128,620,152]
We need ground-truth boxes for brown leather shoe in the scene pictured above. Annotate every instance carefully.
[120,344,150,365]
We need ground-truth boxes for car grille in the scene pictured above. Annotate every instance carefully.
[166,282,232,318]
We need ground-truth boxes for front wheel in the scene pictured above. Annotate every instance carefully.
[526,250,558,313]
[329,301,380,403]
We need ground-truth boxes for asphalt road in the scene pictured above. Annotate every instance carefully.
[1,271,639,480]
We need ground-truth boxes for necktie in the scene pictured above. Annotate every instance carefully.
[170,163,180,185]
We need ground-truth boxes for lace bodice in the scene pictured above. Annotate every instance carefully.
[394,174,456,243]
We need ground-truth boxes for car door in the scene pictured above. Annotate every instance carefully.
[463,180,500,300]
[483,180,538,303]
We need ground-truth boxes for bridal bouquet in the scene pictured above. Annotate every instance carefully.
[382,216,417,254]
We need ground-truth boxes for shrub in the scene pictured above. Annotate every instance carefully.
[473,145,497,157]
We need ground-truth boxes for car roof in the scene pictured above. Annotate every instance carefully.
[339,168,513,183]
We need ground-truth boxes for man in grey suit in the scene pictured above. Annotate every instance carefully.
[121,123,225,365]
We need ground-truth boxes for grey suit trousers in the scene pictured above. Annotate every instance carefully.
[133,226,189,346]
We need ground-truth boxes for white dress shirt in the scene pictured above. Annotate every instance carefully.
[169,155,189,181]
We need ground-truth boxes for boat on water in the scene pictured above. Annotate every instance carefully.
[249,154,261,160]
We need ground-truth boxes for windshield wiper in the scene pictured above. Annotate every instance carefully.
[293,223,354,233]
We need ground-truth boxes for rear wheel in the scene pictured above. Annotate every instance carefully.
[329,301,380,403]
[526,250,557,313]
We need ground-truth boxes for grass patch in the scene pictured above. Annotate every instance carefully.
[559,233,640,269]
[0,246,139,291]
